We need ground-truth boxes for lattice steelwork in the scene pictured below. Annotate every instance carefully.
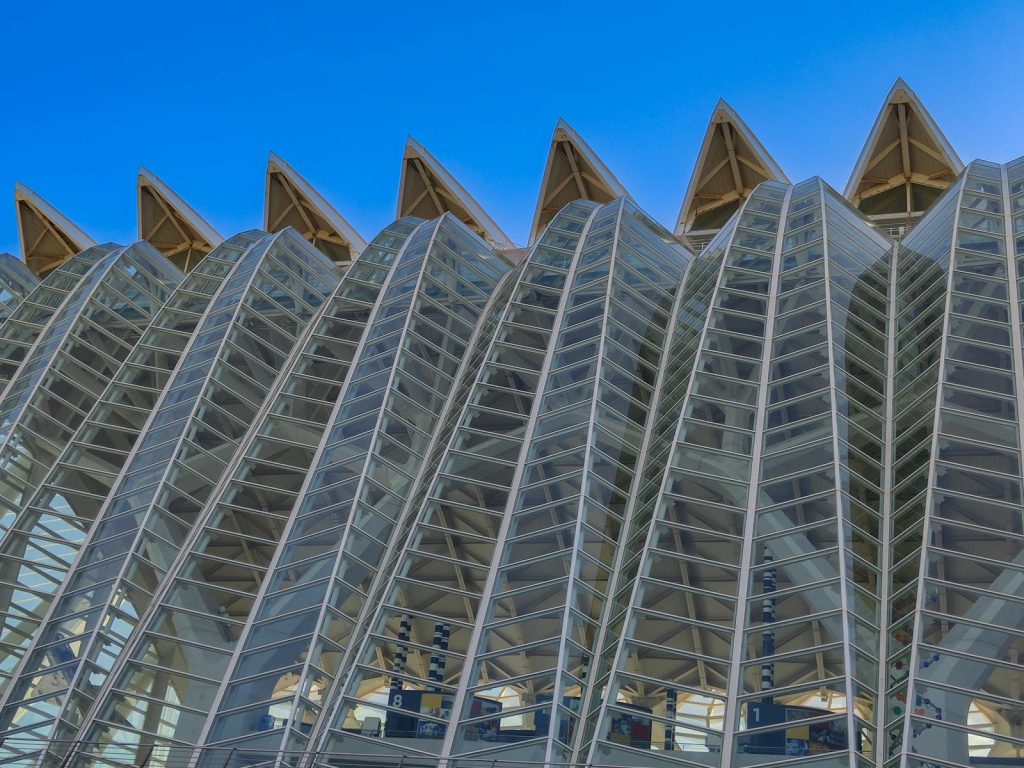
[886,160,1024,767]
[0,246,117,390]
[0,232,259,702]
[0,242,182,551]
[301,198,688,768]
[0,255,39,326]
[302,201,596,763]
[192,214,510,764]
[67,219,423,764]
[1,123,1024,768]
[0,230,337,765]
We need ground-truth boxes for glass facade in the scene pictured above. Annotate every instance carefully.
[0,116,1022,768]
[0,255,40,326]
[0,233,259,707]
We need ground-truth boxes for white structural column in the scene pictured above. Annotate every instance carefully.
[897,162,1024,764]
[719,185,791,767]
[873,230,900,763]
[433,202,604,764]
[571,226,716,766]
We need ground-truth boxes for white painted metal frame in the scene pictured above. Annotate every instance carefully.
[718,185,791,767]
[674,100,789,238]
[528,119,631,244]
[398,138,515,251]
[138,166,223,250]
[843,78,963,208]
[265,153,368,258]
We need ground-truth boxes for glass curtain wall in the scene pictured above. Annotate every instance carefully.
[0,230,337,766]
[0,233,261,702]
[306,201,601,766]
[0,254,40,325]
[0,161,1018,768]
[0,242,182,549]
[306,199,690,768]
[893,160,1024,766]
[68,219,422,767]
[0,246,117,391]
[195,215,509,765]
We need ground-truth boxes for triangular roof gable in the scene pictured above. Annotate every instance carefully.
[138,167,223,272]
[397,138,514,250]
[15,182,97,276]
[675,99,788,236]
[264,153,368,265]
[843,78,963,209]
[529,119,630,243]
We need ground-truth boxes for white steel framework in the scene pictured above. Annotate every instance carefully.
[0,78,1018,768]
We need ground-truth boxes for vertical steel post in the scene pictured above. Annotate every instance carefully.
[435,622,451,686]
[664,688,676,751]
[428,622,443,690]
[391,614,412,694]
[761,548,776,703]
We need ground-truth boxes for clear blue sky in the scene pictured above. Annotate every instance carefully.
[2,0,1022,255]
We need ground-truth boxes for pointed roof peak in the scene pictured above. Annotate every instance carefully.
[551,117,601,144]
[15,182,96,276]
[397,138,514,250]
[675,101,788,238]
[844,79,962,218]
[404,135,425,157]
[137,167,222,273]
[264,153,367,265]
[885,78,931,110]
[712,97,734,114]
[889,76,912,95]
[529,119,630,243]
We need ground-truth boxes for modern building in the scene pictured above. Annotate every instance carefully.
[0,79,1019,768]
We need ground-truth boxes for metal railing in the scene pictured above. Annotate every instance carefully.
[0,738,719,768]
